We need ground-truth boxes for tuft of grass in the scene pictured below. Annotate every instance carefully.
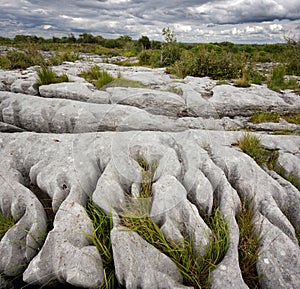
[267,65,300,92]
[85,200,121,289]
[107,77,145,89]
[237,133,278,170]
[282,113,300,125]
[238,133,300,189]
[79,65,114,89]
[250,111,281,124]
[234,67,251,87]
[119,156,229,288]
[36,65,68,86]
[236,198,261,288]
[296,231,300,246]
[274,165,300,190]
[0,211,15,241]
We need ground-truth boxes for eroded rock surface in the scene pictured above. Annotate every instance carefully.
[0,59,300,289]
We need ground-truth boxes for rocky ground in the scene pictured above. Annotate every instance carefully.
[0,57,300,289]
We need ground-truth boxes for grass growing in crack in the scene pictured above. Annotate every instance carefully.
[79,65,114,89]
[296,231,300,246]
[119,157,229,288]
[236,198,261,289]
[250,111,300,125]
[238,133,300,189]
[237,133,278,170]
[0,212,15,240]
[85,200,121,289]
[36,65,69,86]
[250,112,281,124]
[274,165,300,190]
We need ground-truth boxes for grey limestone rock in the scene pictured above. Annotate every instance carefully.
[1,59,300,289]
[39,82,110,104]
[111,225,192,289]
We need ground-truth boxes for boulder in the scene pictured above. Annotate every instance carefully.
[39,82,110,104]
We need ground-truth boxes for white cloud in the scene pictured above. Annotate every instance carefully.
[0,0,299,43]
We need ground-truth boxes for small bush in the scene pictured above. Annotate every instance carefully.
[0,49,45,70]
[36,66,69,86]
[0,212,15,240]
[50,51,80,65]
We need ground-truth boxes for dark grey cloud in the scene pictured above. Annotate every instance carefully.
[0,0,299,43]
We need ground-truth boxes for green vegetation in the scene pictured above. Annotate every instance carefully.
[0,211,15,240]
[250,111,300,125]
[238,133,278,170]
[250,112,281,123]
[119,157,229,288]
[80,66,145,89]
[267,65,300,92]
[85,200,121,289]
[36,65,69,86]
[0,32,300,92]
[0,49,45,69]
[237,198,261,288]
[238,133,300,189]
[80,65,114,89]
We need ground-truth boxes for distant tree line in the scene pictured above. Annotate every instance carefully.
[0,33,158,51]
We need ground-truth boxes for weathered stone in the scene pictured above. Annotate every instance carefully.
[111,225,192,289]
[210,84,300,116]
[23,201,104,288]
[1,58,300,289]
[107,87,185,117]
[39,82,110,104]
[11,78,39,95]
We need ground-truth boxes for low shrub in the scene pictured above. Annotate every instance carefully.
[0,49,45,70]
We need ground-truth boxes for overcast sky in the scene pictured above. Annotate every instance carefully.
[1,0,300,43]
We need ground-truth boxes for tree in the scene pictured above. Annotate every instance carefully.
[138,36,151,50]
[160,27,180,66]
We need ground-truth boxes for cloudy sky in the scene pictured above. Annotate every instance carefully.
[1,0,300,43]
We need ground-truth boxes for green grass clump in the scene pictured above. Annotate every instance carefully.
[267,65,300,92]
[0,212,15,240]
[237,133,278,170]
[238,133,300,188]
[106,73,146,89]
[274,166,300,190]
[250,112,281,124]
[80,65,114,89]
[85,200,121,289]
[36,65,69,86]
[119,157,229,288]
[237,198,261,288]
[282,113,300,125]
